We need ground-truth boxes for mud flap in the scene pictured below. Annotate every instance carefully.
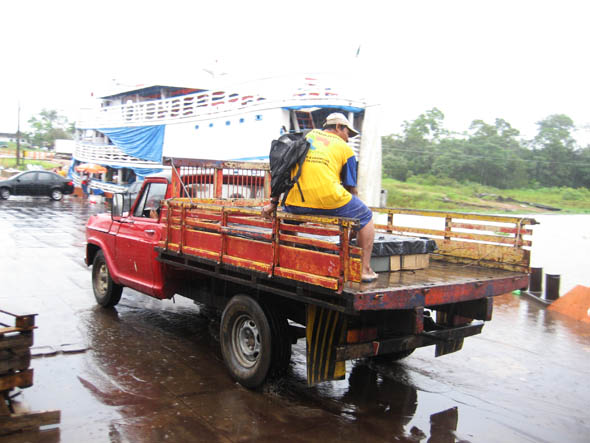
[435,338,464,357]
[306,305,347,385]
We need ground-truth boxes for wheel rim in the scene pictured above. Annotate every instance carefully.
[52,190,62,200]
[231,314,261,368]
[0,189,8,199]
[95,263,109,297]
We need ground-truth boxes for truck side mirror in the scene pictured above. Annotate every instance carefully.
[112,194,124,220]
[112,193,131,220]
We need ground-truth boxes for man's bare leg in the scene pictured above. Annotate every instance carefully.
[357,219,377,282]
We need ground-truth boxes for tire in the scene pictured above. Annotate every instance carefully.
[0,188,9,200]
[220,295,283,388]
[50,188,63,201]
[92,250,123,307]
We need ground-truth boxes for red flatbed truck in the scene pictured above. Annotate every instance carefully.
[85,158,537,388]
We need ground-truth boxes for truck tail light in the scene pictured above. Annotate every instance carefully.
[347,327,377,343]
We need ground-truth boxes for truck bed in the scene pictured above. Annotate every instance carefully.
[344,260,528,311]
[159,159,536,312]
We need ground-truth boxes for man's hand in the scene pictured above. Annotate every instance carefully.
[261,201,278,219]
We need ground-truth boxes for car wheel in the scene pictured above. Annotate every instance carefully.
[92,250,123,307]
[50,189,63,201]
[220,295,273,388]
[0,188,9,200]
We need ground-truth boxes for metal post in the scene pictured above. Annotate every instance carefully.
[529,267,543,293]
[16,102,21,166]
[545,274,560,301]
[379,189,388,208]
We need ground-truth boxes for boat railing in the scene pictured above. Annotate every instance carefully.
[74,141,161,168]
[77,88,365,129]
[72,173,128,194]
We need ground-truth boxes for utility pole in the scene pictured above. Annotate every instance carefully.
[16,102,21,166]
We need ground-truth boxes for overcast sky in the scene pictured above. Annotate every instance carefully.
[1,0,589,143]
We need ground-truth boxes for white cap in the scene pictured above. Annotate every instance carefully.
[323,112,360,136]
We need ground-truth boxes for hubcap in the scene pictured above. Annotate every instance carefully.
[95,263,108,296]
[232,314,261,368]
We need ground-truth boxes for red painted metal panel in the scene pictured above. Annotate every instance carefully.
[184,230,222,255]
[223,256,272,274]
[225,236,273,264]
[278,245,341,278]
[351,275,528,311]
[423,275,529,306]
[353,290,425,311]
[274,267,339,291]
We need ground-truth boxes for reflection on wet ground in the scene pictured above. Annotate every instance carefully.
[1,197,589,442]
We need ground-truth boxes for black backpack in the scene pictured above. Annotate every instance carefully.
[269,131,310,206]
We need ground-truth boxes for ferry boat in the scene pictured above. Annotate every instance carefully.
[72,74,382,205]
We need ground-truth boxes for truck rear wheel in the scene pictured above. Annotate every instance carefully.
[220,295,290,388]
[92,250,123,307]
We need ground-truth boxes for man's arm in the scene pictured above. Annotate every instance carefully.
[261,197,279,219]
[344,186,358,196]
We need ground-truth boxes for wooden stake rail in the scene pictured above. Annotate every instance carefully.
[0,310,60,436]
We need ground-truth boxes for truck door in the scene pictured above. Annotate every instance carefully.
[115,181,168,294]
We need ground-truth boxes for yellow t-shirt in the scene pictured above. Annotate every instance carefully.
[284,129,357,209]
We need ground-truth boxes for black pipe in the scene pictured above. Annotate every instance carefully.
[529,267,543,293]
[545,274,560,301]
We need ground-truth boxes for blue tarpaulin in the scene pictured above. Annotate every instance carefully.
[98,125,165,162]
[282,105,363,112]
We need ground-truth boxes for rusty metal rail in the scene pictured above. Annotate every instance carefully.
[372,208,537,273]
[158,158,537,290]
[163,157,271,202]
[161,200,362,292]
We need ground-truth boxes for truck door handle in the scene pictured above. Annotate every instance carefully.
[144,229,156,235]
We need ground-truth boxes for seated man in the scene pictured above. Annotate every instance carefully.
[263,113,377,282]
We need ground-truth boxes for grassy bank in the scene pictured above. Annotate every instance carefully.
[382,175,590,214]
[1,145,61,171]
[0,157,61,171]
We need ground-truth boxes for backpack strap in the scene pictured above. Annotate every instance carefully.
[280,133,310,206]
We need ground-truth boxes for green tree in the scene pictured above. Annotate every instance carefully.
[530,114,577,187]
[461,118,530,188]
[382,108,448,180]
[27,109,74,149]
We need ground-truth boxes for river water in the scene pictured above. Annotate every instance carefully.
[528,214,590,295]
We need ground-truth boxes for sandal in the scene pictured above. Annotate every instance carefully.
[361,272,378,283]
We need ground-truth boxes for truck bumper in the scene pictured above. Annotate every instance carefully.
[335,321,484,360]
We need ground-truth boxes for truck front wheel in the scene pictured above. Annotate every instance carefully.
[221,295,286,388]
[92,250,123,307]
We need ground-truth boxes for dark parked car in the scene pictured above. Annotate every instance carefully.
[0,170,74,201]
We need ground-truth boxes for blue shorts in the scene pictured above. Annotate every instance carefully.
[284,195,373,230]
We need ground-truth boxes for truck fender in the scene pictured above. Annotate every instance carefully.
[85,241,124,286]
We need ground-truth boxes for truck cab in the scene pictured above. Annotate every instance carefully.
[86,175,172,303]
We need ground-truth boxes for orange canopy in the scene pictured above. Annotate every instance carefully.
[75,164,107,174]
